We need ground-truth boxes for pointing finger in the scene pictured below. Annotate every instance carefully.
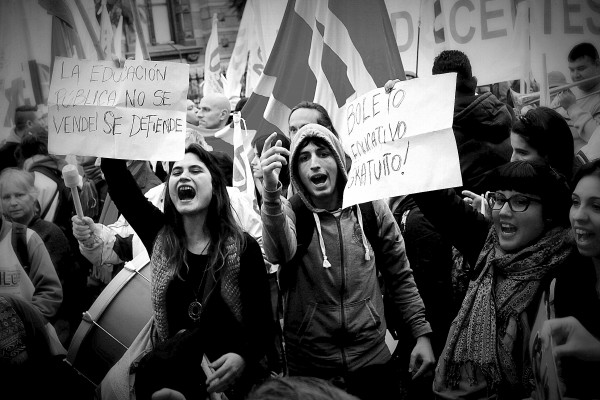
[262,132,278,156]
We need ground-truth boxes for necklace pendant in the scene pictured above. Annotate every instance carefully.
[188,300,203,322]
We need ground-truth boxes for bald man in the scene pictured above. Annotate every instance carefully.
[198,93,231,129]
[195,93,234,157]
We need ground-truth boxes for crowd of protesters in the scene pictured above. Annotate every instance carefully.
[1,42,600,400]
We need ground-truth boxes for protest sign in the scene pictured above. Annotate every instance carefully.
[340,73,461,208]
[48,57,188,161]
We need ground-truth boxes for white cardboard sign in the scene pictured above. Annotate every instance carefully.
[48,57,188,161]
[341,73,462,208]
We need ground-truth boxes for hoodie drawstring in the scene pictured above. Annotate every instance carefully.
[312,212,331,268]
[356,206,371,261]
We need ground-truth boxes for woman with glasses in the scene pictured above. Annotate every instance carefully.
[412,160,573,400]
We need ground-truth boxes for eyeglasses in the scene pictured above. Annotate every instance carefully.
[487,192,542,213]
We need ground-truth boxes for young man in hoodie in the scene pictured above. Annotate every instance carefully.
[260,124,434,400]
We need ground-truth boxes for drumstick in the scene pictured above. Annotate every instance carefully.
[62,164,84,218]
[201,355,229,400]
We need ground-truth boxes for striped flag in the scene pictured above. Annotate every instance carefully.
[204,13,225,95]
[241,0,405,141]
[231,113,258,212]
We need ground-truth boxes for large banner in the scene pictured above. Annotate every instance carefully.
[386,0,599,86]
[48,57,188,160]
[340,73,462,208]
[417,0,528,85]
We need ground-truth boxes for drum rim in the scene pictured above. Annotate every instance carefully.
[67,252,150,364]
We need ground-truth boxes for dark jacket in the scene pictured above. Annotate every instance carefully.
[390,196,455,359]
[453,92,513,193]
[553,252,600,399]
[28,216,74,285]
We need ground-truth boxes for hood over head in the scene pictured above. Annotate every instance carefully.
[290,123,347,211]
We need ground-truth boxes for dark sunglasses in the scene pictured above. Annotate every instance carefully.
[487,192,542,213]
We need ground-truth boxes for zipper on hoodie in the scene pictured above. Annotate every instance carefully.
[335,214,348,370]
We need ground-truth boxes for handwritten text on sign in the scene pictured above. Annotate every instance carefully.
[48,57,189,161]
[340,73,462,208]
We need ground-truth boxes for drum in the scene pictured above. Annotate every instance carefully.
[67,252,152,386]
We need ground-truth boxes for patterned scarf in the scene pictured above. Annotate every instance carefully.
[150,234,242,343]
[0,296,27,364]
[441,226,571,392]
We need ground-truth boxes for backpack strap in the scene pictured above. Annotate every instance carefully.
[279,194,315,291]
[30,164,62,184]
[39,185,59,220]
[358,202,404,340]
[289,194,315,254]
[11,222,30,275]
[30,164,61,219]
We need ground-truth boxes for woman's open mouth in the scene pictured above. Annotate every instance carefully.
[177,185,196,201]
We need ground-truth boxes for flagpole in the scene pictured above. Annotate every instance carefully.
[415,16,421,76]
[74,0,105,60]
[128,0,150,60]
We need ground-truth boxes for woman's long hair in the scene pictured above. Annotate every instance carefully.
[156,144,246,277]
[512,107,574,179]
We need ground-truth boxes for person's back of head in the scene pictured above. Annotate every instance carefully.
[511,107,574,179]
[18,131,49,160]
[432,50,477,95]
[234,97,248,113]
[289,101,338,138]
[247,376,360,400]
[211,150,234,186]
[14,105,41,135]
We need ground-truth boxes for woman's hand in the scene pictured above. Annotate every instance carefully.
[462,190,491,219]
[206,353,246,393]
